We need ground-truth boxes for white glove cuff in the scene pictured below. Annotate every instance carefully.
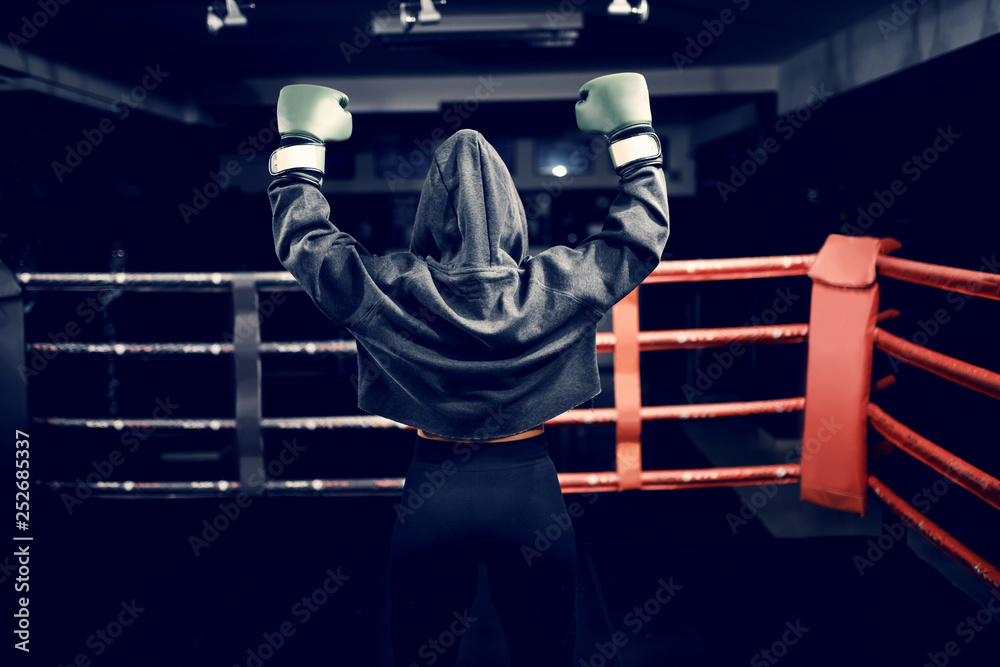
[269,144,326,177]
[609,133,661,171]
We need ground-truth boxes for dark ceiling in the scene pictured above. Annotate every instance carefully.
[2,0,884,107]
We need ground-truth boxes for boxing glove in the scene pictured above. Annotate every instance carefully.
[269,85,353,186]
[576,73,661,178]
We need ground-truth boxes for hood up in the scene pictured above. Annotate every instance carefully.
[410,129,528,270]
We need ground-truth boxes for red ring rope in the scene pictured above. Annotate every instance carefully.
[868,403,1000,512]
[870,474,1000,593]
[876,255,1000,301]
[874,328,1000,402]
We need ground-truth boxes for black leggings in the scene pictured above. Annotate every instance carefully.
[389,432,577,667]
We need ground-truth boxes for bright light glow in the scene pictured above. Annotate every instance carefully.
[206,8,223,34]
[418,0,442,23]
[207,0,250,34]
[607,0,632,15]
[224,0,248,26]
[552,165,568,177]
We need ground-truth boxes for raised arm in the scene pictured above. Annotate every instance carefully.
[525,73,670,316]
[268,85,385,329]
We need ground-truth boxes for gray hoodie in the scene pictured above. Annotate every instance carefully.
[269,129,669,440]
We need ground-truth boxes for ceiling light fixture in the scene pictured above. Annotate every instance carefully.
[376,9,581,49]
[400,0,444,30]
[206,0,255,35]
[607,0,649,24]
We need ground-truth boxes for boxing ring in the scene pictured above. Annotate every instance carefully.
[16,233,1000,595]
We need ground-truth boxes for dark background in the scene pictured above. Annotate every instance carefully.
[1,1,999,665]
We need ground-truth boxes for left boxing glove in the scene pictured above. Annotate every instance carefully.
[269,85,353,187]
[576,73,660,178]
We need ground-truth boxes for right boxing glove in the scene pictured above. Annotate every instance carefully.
[269,84,353,187]
[575,73,661,178]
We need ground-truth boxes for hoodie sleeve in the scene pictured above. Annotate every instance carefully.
[524,164,669,316]
[268,178,388,329]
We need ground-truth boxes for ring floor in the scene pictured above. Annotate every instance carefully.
[28,421,1000,667]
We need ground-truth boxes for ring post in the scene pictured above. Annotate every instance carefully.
[1,263,28,450]
[613,287,643,490]
[800,235,884,515]
[233,276,265,495]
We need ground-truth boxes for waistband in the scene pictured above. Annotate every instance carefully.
[412,432,550,469]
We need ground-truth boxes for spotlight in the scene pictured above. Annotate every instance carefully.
[223,0,249,27]
[418,0,442,23]
[377,6,579,49]
[206,6,223,34]
[607,0,649,24]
